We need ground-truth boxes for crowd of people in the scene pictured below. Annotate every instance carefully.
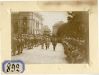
[12,34,37,56]
[11,34,58,56]
[12,33,88,63]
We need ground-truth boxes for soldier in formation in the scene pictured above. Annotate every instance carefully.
[51,36,57,51]
[45,37,50,50]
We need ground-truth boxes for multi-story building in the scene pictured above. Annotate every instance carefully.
[11,12,43,36]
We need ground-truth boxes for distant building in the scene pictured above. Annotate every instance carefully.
[52,21,64,35]
[41,25,51,36]
[11,12,43,35]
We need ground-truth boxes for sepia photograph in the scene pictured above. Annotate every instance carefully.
[0,0,99,74]
[11,11,89,64]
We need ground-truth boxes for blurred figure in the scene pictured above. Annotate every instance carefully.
[34,36,37,47]
[24,34,28,48]
[12,35,17,56]
[21,34,24,53]
[41,36,45,49]
[27,35,32,49]
[17,34,22,55]
[31,35,35,48]
[51,36,57,51]
[45,37,50,50]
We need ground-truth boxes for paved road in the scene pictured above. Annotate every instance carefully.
[12,43,67,64]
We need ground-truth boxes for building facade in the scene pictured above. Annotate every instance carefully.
[11,12,43,36]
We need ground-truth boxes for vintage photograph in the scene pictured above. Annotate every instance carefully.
[11,11,89,64]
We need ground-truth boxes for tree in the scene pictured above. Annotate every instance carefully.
[57,11,89,40]
[57,11,89,63]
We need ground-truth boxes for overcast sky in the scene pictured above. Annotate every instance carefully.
[39,11,68,31]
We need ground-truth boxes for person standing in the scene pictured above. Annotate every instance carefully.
[44,36,50,50]
[47,37,50,49]
[52,36,57,51]
[12,35,17,56]
[20,35,24,53]
[44,37,46,50]
[41,36,45,49]
[17,35,21,55]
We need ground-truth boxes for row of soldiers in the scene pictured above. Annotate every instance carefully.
[11,34,39,56]
[12,34,58,56]
[40,36,58,51]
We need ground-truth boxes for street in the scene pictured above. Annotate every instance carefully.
[12,43,67,64]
